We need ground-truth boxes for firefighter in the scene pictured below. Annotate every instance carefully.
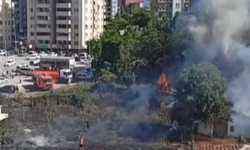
[79,135,84,150]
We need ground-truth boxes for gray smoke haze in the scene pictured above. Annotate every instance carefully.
[180,0,250,117]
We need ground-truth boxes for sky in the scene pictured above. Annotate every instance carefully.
[144,0,150,8]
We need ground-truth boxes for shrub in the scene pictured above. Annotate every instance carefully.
[237,135,247,145]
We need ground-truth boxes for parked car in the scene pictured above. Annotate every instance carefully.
[16,64,29,73]
[4,59,15,67]
[49,52,58,56]
[28,51,38,56]
[25,55,40,60]
[39,51,48,57]
[18,51,28,57]
[0,50,7,56]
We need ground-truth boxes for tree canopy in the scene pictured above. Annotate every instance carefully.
[88,8,176,85]
[173,62,231,136]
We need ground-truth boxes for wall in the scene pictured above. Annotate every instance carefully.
[228,113,250,139]
[198,123,213,136]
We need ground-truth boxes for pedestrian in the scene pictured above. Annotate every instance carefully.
[10,86,15,94]
[86,119,90,129]
[15,85,19,94]
[79,135,84,150]
[19,78,21,84]
[6,70,8,75]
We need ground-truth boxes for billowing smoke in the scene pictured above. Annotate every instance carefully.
[179,0,250,116]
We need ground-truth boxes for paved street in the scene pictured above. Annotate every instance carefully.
[0,55,73,96]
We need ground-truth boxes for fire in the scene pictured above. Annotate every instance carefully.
[158,68,168,89]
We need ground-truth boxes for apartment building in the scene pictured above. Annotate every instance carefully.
[12,0,27,39]
[0,0,13,49]
[151,0,192,24]
[106,0,120,19]
[27,0,106,52]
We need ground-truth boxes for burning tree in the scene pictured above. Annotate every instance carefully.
[173,62,231,138]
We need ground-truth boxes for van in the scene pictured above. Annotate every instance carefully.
[19,67,35,76]
[30,60,40,66]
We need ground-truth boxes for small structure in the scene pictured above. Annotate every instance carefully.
[40,56,75,69]
[0,105,8,121]
[198,112,250,138]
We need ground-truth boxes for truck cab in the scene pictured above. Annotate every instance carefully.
[33,73,54,90]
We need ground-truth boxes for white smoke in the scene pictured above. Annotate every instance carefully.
[182,0,250,116]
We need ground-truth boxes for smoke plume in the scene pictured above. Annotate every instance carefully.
[180,0,250,117]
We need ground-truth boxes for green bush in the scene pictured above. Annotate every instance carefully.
[237,135,247,145]
[55,82,95,94]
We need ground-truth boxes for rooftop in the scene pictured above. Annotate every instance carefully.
[195,144,250,150]
[40,56,74,60]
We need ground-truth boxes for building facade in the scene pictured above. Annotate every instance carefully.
[0,0,13,49]
[106,0,120,19]
[124,0,143,10]
[151,0,191,24]
[12,0,27,39]
[27,0,106,52]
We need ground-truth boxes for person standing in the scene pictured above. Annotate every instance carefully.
[15,85,19,94]
[79,135,84,150]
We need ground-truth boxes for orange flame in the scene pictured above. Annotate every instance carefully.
[158,67,168,89]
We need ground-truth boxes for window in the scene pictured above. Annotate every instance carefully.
[0,21,2,25]
[37,24,50,28]
[30,8,33,12]
[37,0,50,4]
[30,32,34,36]
[37,16,49,20]
[57,0,71,3]
[56,16,70,20]
[176,3,180,9]
[38,8,50,12]
[37,32,50,36]
[74,41,78,45]
[74,25,78,29]
[57,33,69,36]
[230,126,234,132]
[56,8,70,11]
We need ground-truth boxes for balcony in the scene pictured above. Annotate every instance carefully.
[56,35,71,39]
[56,28,71,33]
[56,11,71,16]
[56,3,71,8]
[36,19,50,24]
[37,4,50,8]
[56,20,71,24]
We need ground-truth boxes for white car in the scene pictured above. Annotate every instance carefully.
[28,51,38,56]
[39,52,48,57]
[0,50,7,56]
[26,55,40,60]
[49,52,58,57]
[16,64,29,73]
[4,59,15,67]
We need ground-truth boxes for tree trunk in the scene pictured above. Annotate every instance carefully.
[209,124,214,137]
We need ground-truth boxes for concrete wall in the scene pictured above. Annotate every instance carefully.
[228,113,250,139]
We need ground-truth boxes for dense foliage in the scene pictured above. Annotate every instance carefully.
[173,63,231,137]
[88,8,177,85]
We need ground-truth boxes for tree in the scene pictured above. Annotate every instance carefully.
[128,8,151,28]
[173,62,231,137]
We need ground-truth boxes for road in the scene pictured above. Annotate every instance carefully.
[0,55,73,96]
